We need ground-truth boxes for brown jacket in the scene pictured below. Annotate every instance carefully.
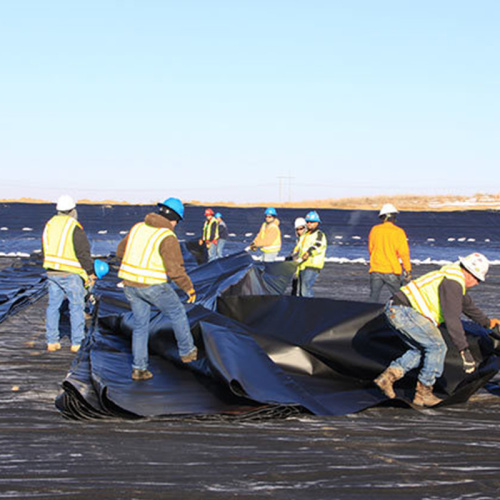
[116,213,193,293]
[253,218,281,248]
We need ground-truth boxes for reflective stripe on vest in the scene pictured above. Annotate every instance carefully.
[401,264,466,325]
[202,218,219,242]
[118,223,175,285]
[42,215,89,284]
[297,230,327,271]
[259,222,281,253]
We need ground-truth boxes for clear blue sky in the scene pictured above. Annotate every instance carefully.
[1,1,499,204]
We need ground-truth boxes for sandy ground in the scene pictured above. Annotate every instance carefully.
[0,257,500,499]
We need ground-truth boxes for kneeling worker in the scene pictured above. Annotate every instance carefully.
[295,211,327,297]
[117,197,197,381]
[375,252,500,407]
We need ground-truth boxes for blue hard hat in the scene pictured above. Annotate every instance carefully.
[265,207,277,217]
[305,210,321,223]
[94,259,109,279]
[158,197,184,220]
[215,212,222,218]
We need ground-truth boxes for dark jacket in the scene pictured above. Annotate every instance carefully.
[393,277,490,351]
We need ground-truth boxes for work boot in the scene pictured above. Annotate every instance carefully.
[131,369,153,381]
[181,347,198,363]
[413,381,443,407]
[374,366,404,399]
[70,344,81,353]
[47,342,62,352]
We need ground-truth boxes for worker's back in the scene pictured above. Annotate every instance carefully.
[368,222,410,274]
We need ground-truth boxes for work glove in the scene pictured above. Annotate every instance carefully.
[301,251,310,262]
[198,239,203,246]
[249,243,257,252]
[86,273,97,290]
[460,348,476,374]
[403,270,412,284]
[187,288,196,304]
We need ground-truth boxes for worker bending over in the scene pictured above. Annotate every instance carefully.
[375,252,499,407]
[368,203,411,302]
[117,197,197,381]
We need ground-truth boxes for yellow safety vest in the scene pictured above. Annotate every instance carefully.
[42,215,89,284]
[401,264,466,326]
[293,233,307,258]
[259,222,281,254]
[202,218,219,242]
[118,223,175,285]
[297,230,327,271]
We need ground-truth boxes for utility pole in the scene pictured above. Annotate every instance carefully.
[277,174,294,203]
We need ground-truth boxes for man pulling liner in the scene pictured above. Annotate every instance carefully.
[374,252,500,407]
[117,197,197,381]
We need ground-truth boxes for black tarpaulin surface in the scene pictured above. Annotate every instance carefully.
[54,253,499,419]
[2,256,500,499]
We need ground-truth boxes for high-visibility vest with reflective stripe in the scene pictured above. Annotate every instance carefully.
[259,222,281,253]
[297,230,327,271]
[401,264,466,326]
[118,223,175,285]
[42,215,89,284]
[202,218,219,242]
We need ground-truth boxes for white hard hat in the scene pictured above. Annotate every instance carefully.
[459,252,489,281]
[56,195,76,212]
[294,217,306,229]
[379,203,399,217]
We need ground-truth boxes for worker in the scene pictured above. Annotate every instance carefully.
[368,203,411,302]
[117,197,197,381]
[199,208,219,262]
[295,211,327,297]
[374,252,500,407]
[289,217,307,295]
[250,207,281,262]
[214,212,228,258]
[42,195,97,353]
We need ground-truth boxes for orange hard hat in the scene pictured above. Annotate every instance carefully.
[204,208,214,216]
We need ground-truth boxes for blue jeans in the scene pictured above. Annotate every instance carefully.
[124,282,194,370]
[298,268,319,297]
[384,301,447,387]
[207,243,218,262]
[46,274,86,346]
[370,272,402,302]
[216,239,226,258]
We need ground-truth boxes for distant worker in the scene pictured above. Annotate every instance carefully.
[289,217,307,295]
[117,197,197,381]
[42,195,97,353]
[295,211,327,297]
[374,252,500,407]
[368,203,411,302]
[199,208,219,262]
[215,212,228,258]
[250,207,281,262]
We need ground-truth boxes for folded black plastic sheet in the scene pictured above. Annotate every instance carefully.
[0,257,47,323]
[55,253,499,419]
